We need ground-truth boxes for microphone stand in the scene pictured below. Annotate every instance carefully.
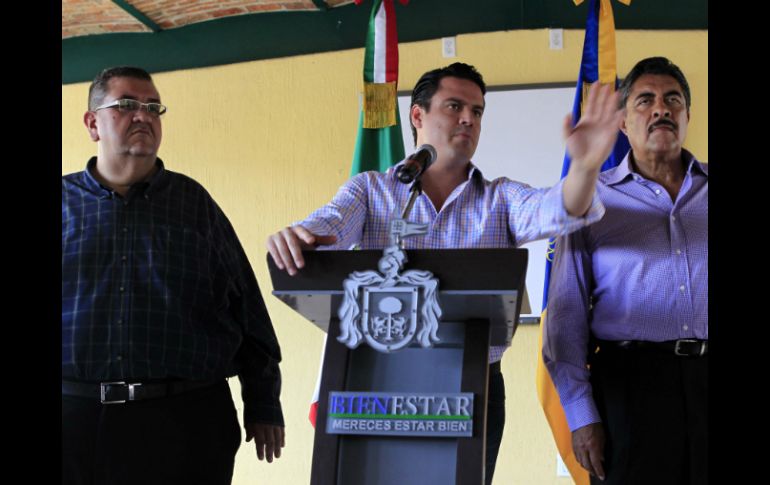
[391,143,436,248]
[400,179,422,221]
[396,178,423,249]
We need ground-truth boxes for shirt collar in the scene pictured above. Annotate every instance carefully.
[603,153,636,186]
[683,149,708,178]
[605,148,706,186]
[84,156,168,197]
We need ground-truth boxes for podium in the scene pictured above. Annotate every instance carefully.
[268,248,528,485]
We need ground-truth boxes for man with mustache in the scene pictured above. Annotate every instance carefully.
[543,57,707,485]
[62,67,285,485]
[267,62,623,484]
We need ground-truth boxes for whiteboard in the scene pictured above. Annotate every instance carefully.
[397,84,576,316]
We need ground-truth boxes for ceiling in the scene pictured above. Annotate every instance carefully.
[63,1,355,39]
[62,0,708,84]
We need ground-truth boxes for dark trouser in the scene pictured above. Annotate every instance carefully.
[62,380,241,485]
[589,346,708,485]
[485,364,506,485]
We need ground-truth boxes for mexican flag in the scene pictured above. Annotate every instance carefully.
[310,0,408,426]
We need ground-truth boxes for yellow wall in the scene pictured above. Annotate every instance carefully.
[62,29,707,484]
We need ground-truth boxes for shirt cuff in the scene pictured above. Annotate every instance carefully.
[294,219,346,250]
[239,363,285,427]
[244,402,285,427]
[563,395,602,432]
[545,179,605,233]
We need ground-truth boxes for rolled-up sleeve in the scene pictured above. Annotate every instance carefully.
[507,178,604,247]
[298,173,370,250]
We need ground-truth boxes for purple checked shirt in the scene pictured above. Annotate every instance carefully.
[542,149,708,431]
[299,161,605,363]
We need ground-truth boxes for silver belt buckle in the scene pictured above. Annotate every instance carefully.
[674,339,704,356]
[100,381,142,404]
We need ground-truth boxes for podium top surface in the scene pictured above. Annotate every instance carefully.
[267,248,529,346]
[268,248,527,291]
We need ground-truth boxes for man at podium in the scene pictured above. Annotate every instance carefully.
[267,62,622,483]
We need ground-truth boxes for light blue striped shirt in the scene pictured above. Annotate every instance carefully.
[542,149,708,431]
[300,161,605,363]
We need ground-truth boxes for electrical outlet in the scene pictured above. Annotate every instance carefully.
[442,37,456,58]
[556,454,570,477]
[549,29,564,50]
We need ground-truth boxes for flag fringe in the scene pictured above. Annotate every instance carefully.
[363,82,397,128]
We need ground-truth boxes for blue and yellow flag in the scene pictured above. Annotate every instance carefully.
[535,1,630,483]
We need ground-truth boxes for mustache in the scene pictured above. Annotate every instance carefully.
[648,119,677,133]
[130,124,153,135]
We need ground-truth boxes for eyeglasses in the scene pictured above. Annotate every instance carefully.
[94,98,167,116]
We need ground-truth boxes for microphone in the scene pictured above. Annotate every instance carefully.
[396,144,437,184]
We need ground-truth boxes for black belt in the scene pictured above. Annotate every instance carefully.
[489,361,501,373]
[62,379,222,404]
[598,339,708,357]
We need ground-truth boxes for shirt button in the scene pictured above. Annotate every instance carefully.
[116,319,123,325]
[679,285,685,292]
[119,286,125,292]
[671,216,676,222]
[116,355,123,361]
[683,325,689,330]
[655,189,661,195]
[676,249,682,255]
[121,255,127,262]
[122,227,128,233]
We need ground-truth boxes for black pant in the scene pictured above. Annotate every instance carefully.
[62,380,241,485]
[485,365,506,485]
[589,347,708,485]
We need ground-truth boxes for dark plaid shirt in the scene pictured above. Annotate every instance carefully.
[62,157,283,425]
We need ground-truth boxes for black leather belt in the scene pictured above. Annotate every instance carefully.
[598,339,708,357]
[62,379,222,404]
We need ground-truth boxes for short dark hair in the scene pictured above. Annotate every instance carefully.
[88,66,154,111]
[618,57,691,111]
[409,62,486,144]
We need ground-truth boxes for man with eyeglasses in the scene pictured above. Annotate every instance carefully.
[542,57,707,485]
[62,66,285,485]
